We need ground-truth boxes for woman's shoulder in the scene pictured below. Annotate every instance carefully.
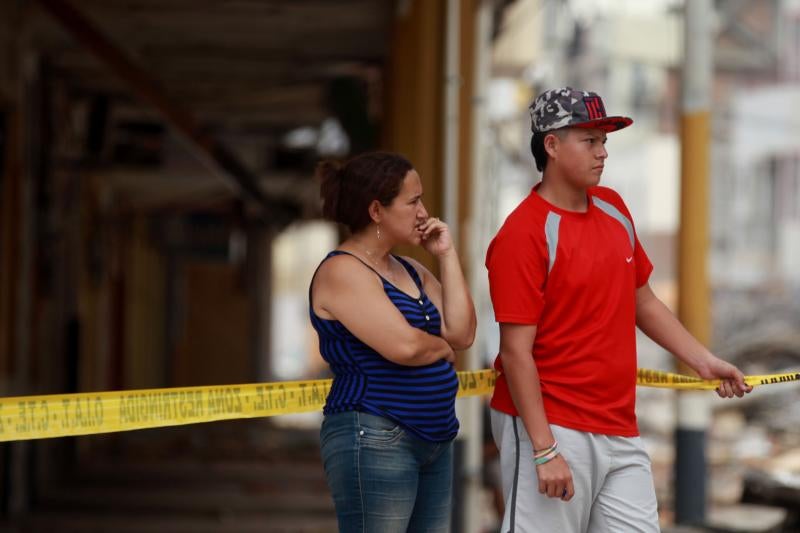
[314,251,378,287]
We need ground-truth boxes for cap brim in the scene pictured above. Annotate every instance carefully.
[573,116,633,132]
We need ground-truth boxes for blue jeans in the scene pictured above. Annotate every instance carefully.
[320,411,454,533]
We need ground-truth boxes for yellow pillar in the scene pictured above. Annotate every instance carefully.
[675,0,713,523]
[383,0,445,270]
[457,0,475,262]
[677,111,711,353]
[383,0,476,275]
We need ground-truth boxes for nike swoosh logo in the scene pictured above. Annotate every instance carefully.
[626,256,633,263]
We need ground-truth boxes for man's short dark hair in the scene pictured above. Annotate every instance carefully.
[530,129,567,172]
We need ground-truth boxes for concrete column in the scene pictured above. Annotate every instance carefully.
[450,3,484,531]
[455,4,493,533]
[675,0,713,524]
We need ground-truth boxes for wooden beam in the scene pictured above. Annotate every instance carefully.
[0,111,20,383]
[35,0,300,227]
[0,2,17,381]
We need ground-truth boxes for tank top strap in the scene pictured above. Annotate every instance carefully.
[329,250,385,278]
[393,255,424,293]
[308,250,386,308]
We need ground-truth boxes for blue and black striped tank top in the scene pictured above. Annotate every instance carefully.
[309,251,459,442]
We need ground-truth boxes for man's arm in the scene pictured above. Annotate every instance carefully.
[499,323,574,500]
[635,283,751,397]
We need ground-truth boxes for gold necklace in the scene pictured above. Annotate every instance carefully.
[359,246,396,283]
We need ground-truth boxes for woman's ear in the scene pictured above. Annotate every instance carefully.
[368,199,382,224]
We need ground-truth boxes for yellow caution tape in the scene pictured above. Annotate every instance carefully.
[636,368,800,390]
[0,368,796,442]
[0,370,496,442]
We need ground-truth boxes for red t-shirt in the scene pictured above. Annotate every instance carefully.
[486,185,652,437]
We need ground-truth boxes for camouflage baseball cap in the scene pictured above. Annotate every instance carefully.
[529,87,632,134]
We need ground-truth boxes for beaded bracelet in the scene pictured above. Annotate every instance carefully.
[534,449,560,465]
[533,441,557,459]
[533,441,559,466]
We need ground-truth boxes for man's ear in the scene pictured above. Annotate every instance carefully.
[544,132,560,159]
[368,200,382,224]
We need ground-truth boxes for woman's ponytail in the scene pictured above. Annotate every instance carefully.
[317,160,343,223]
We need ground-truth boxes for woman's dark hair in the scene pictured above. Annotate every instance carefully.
[530,129,567,172]
[317,151,414,233]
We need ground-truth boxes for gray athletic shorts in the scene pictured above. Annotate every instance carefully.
[491,409,660,533]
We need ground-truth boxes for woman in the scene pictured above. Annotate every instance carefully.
[310,151,476,532]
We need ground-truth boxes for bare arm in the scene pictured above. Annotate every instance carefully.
[410,218,476,350]
[635,283,750,397]
[313,255,454,366]
[408,252,476,350]
[499,323,573,501]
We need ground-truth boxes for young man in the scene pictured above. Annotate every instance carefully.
[486,87,751,532]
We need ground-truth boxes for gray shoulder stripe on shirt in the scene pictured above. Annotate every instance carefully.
[591,196,635,249]
[544,211,561,273]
